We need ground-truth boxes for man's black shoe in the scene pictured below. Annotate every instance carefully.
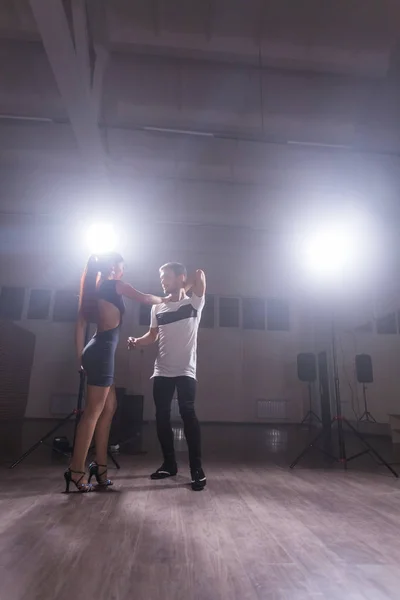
[190,467,207,491]
[150,462,178,480]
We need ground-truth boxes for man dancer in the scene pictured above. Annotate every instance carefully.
[128,263,206,491]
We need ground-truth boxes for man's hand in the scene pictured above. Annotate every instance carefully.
[127,337,138,350]
[128,328,159,349]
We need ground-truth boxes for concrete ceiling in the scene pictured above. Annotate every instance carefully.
[2,0,399,74]
[0,0,400,222]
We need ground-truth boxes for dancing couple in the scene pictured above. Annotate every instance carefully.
[65,254,206,493]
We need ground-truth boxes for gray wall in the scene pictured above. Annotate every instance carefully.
[1,207,400,424]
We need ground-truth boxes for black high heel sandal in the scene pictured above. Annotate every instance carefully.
[64,469,93,493]
[88,462,113,488]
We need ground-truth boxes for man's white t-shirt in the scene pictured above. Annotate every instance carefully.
[150,293,205,379]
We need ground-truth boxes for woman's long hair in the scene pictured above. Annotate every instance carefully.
[79,252,123,322]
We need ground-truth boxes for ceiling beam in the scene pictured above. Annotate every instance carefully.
[71,0,91,93]
[86,0,109,121]
[29,0,107,174]
[151,0,160,37]
[204,0,214,42]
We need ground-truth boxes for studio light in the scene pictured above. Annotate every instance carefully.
[299,207,377,288]
[302,223,356,281]
[86,222,117,255]
[291,207,397,477]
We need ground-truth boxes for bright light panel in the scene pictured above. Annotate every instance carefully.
[299,205,377,288]
[303,223,357,280]
[86,223,117,255]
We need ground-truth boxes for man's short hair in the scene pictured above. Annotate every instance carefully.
[159,262,187,278]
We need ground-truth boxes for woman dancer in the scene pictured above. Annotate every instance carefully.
[65,252,165,492]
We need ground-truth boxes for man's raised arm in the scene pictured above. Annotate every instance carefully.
[185,269,206,297]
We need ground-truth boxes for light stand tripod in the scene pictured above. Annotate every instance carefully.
[301,381,322,425]
[290,319,398,477]
[358,383,377,423]
[9,406,81,469]
[10,325,120,470]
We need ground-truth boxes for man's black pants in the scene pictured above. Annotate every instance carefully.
[153,376,202,471]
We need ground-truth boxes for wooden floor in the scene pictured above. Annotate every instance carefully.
[1,423,400,600]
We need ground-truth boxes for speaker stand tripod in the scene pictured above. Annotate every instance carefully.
[290,319,398,478]
[301,382,322,425]
[10,325,120,470]
[358,383,377,423]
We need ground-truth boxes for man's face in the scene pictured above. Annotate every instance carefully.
[160,268,184,294]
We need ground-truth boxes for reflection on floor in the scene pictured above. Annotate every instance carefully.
[0,421,400,599]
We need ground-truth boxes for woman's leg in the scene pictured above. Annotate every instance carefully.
[70,385,110,479]
[94,385,117,468]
